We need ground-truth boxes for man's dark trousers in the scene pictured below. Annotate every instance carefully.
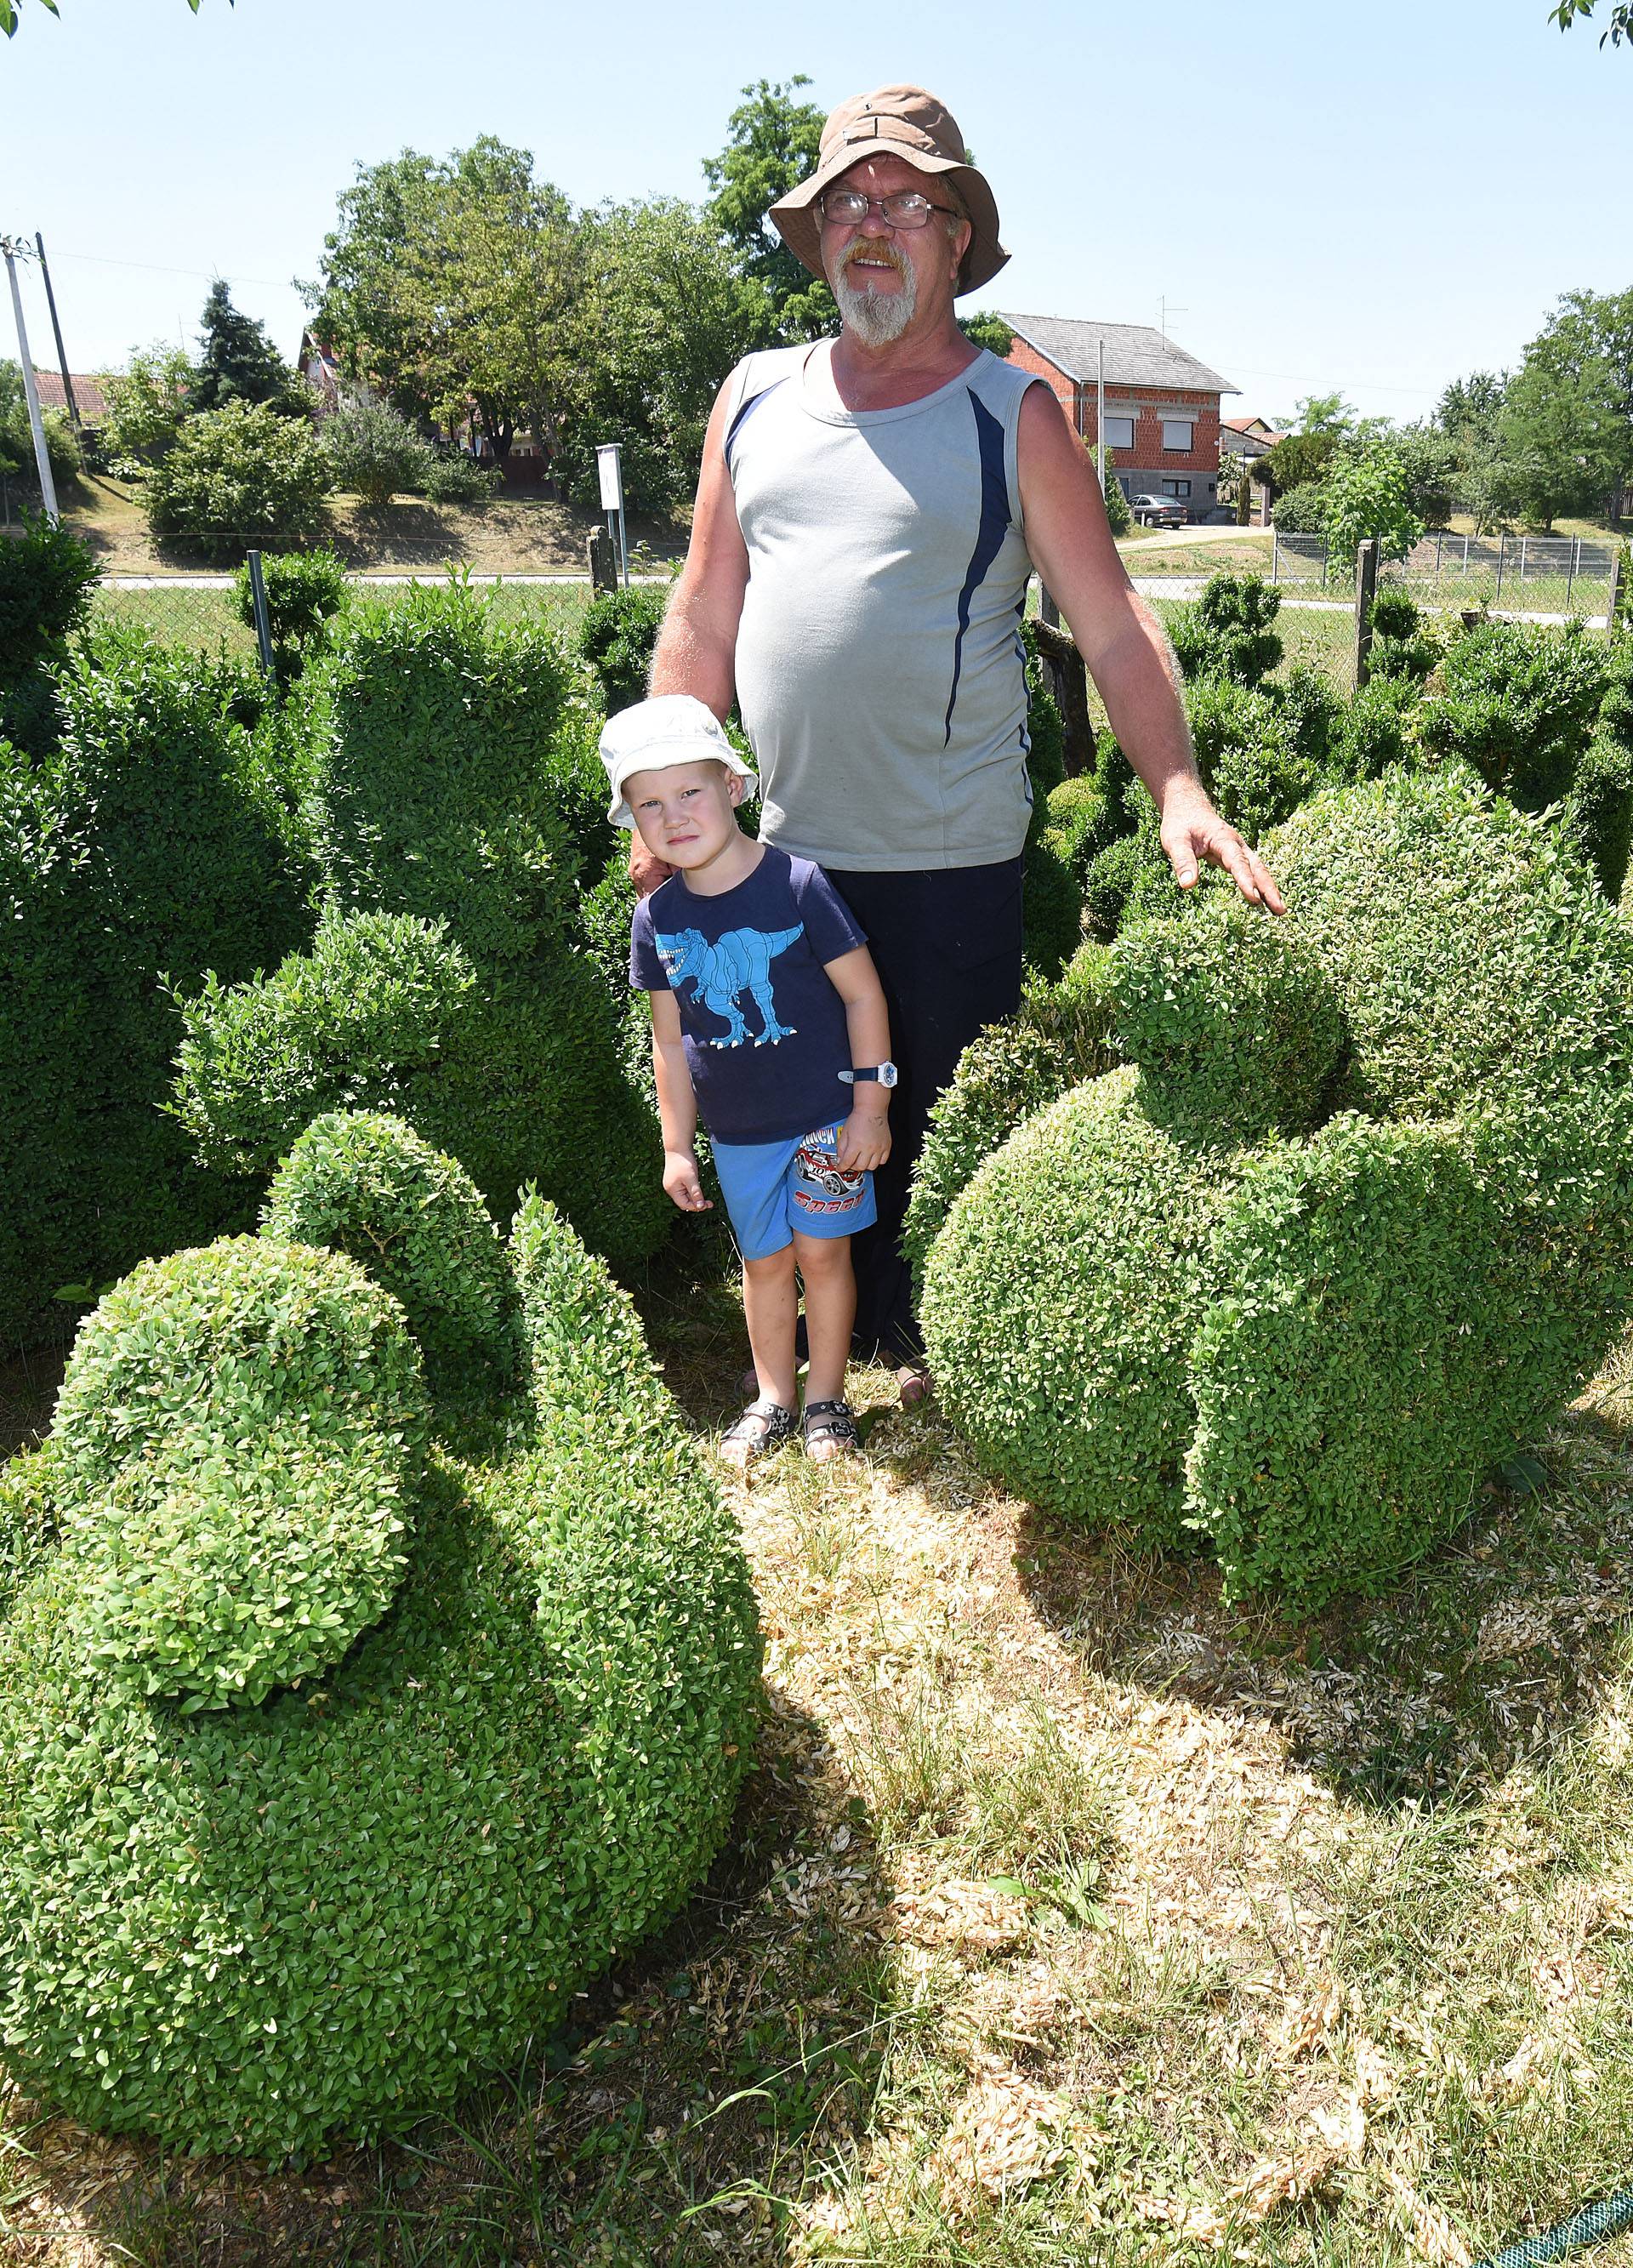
[824,856,1023,1365]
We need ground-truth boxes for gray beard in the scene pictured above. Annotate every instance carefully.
[833,252,918,347]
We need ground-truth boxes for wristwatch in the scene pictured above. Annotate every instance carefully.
[839,1062,898,1087]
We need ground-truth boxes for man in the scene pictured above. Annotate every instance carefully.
[642,83,1283,1393]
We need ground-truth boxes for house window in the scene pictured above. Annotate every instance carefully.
[1162,418,1194,450]
[1103,414,1135,451]
[1161,479,1192,499]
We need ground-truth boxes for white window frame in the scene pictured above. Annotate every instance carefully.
[1161,418,1194,451]
[1102,413,1135,452]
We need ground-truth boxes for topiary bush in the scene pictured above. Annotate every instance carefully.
[262,1110,522,1389]
[922,766,1633,1605]
[1167,572,1283,689]
[1562,728,1633,902]
[0,511,100,758]
[231,545,348,685]
[53,1237,426,1712]
[1419,619,1607,812]
[0,1155,760,2158]
[575,584,668,715]
[174,587,670,1273]
[902,943,1118,1288]
[1,629,314,1348]
[1042,775,1118,890]
[1330,671,1423,783]
[1367,584,1440,683]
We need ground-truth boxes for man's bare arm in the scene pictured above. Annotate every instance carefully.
[648,377,751,720]
[1016,384,1283,914]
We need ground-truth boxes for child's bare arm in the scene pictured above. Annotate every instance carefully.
[823,945,893,1174]
[650,990,712,1211]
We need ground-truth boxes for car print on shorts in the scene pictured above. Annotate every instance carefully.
[793,1134,867,1213]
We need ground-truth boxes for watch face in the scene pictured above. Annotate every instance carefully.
[880,1061,899,1088]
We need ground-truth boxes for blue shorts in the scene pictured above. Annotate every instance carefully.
[710,1123,878,1262]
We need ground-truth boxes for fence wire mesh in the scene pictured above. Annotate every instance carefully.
[1274,528,1619,624]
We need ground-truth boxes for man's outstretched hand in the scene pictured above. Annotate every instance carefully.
[1160,781,1287,915]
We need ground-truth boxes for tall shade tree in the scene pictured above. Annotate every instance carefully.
[561,199,764,514]
[1500,287,1633,527]
[306,140,582,467]
[1547,0,1630,44]
[703,76,836,345]
[1,0,228,30]
[191,282,303,418]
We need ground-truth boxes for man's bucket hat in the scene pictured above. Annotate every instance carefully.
[600,694,759,829]
[769,83,1008,299]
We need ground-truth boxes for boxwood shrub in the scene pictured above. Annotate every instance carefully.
[263,1110,521,1388]
[1,630,313,1348]
[1419,619,1607,812]
[54,1237,425,1712]
[922,766,1633,1604]
[0,1191,759,2158]
[921,1067,1243,1547]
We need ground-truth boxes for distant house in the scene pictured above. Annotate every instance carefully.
[297,328,343,418]
[998,313,1236,520]
[30,369,111,424]
[1220,414,1283,460]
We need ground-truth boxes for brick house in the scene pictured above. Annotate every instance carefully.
[30,370,111,423]
[998,314,1236,521]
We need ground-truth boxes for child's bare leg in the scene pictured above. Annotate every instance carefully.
[742,1245,799,1410]
[794,1231,856,1408]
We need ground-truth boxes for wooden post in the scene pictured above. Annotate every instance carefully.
[1030,618,1096,779]
[1354,539,1379,691]
[585,527,617,595]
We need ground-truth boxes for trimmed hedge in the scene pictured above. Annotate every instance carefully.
[1419,619,1607,812]
[922,1067,1242,1546]
[1112,906,1346,1142]
[0,513,100,760]
[1,630,313,1347]
[922,766,1633,1604]
[175,588,669,1272]
[0,1175,760,2157]
[54,1238,425,1712]
[1167,572,1283,689]
[575,584,667,715]
[263,1111,522,1389]
[902,944,1118,1287]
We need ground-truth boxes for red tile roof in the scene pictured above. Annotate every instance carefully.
[30,369,111,421]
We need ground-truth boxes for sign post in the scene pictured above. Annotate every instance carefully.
[595,443,628,590]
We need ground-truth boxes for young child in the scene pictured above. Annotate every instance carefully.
[602,694,894,1467]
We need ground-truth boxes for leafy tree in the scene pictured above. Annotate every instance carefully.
[1321,443,1425,566]
[97,342,194,471]
[0,362,80,485]
[703,76,834,344]
[1436,369,1508,444]
[307,140,581,469]
[560,198,761,513]
[144,401,332,545]
[1499,288,1633,527]
[960,313,1016,356]
[1258,396,1355,498]
[191,282,303,418]
[1385,422,1459,528]
[1547,0,1630,43]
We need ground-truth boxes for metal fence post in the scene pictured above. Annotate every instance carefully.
[1355,539,1379,692]
[1494,537,1505,606]
[1272,527,1280,584]
[1566,536,1578,612]
[246,550,276,680]
[1518,534,1528,595]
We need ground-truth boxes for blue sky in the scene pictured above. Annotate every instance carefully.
[1,0,1625,425]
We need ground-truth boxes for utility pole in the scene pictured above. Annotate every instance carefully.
[34,233,79,430]
[1096,334,1107,493]
[2,237,59,524]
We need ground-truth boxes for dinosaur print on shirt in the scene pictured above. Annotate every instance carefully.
[655,924,804,1047]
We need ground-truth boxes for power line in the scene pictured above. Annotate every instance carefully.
[43,246,296,291]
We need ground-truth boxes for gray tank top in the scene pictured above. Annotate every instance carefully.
[725,341,1044,873]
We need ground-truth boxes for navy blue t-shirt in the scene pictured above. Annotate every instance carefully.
[630,845,868,1145]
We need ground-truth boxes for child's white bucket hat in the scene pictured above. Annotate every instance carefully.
[600,695,760,829]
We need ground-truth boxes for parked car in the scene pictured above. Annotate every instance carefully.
[1130,493,1187,527]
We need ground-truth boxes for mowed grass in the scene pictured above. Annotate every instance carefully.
[90,577,600,657]
[3,1265,1631,2266]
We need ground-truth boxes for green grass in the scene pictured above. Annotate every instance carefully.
[89,578,597,658]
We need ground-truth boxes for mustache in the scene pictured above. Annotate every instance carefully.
[839,236,909,282]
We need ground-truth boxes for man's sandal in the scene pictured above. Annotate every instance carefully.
[803,1399,861,1462]
[720,1398,799,1469]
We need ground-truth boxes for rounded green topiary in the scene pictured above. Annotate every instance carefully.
[1043,775,1118,890]
[0,1197,760,2159]
[262,1110,521,1388]
[1186,1118,1509,1606]
[1112,906,1346,1142]
[51,1237,426,1712]
[902,944,1118,1288]
[921,1068,1243,1546]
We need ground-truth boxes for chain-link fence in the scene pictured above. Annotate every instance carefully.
[1272,527,1620,624]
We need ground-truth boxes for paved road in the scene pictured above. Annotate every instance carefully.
[1120,521,1268,552]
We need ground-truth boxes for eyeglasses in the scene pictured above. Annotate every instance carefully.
[818,189,961,231]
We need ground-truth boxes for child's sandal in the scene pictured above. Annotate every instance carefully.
[803,1398,861,1462]
[720,1398,798,1469]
